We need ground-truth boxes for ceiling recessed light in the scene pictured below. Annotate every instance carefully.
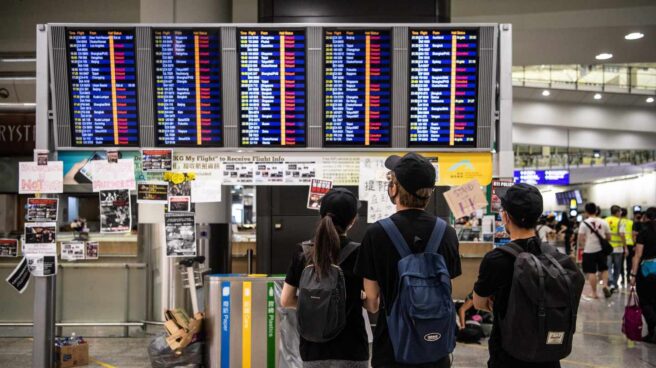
[594,93,602,100]
[647,97,655,103]
[625,32,644,40]
[595,53,613,60]
[542,90,550,97]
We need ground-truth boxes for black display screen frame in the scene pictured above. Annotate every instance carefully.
[151,27,224,148]
[65,27,141,148]
[407,27,480,148]
[321,27,394,148]
[237,27,309,148]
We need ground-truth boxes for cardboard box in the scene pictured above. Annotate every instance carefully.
[163,309,205,350]
[56,342,89,368]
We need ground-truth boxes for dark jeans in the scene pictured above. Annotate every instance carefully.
[607,253,624,288]
[637,274,656,335]
[625,247,636,281]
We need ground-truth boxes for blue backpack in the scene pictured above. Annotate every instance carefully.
[379,217,456,365]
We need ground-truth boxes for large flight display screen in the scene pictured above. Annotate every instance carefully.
[153,29,222,146]
[67,29,139,146]
[324,29,392,147]
[408,29,479,147]
[238,29,306,147]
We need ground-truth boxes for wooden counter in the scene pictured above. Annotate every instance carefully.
[452,241,494,300]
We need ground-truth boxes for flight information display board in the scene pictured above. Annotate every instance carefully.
[67,29,139,146]
[324,29,392,147]
[238,29,306,147]
[153,29,222,146]
[408,29,479,147]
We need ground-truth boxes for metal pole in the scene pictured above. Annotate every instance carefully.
[497,24,514,178]
[33,24,55,368]
[247,249,254,274]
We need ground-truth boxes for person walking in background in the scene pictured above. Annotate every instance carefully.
[579,203,612,299]
[356,152,461,368]
[605,205,626,292]
[621,208,635,287]
[629,207,656,344]
[281,188,369,368]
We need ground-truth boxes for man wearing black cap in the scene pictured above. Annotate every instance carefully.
[473,183,560,368]
[355,152,461,368]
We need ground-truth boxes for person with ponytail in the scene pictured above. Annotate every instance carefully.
[281,188,369,368]
[629,207,656,343]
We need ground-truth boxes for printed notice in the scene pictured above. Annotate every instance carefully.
[85,241,99,260]
[26,198,58,222]
[255,162,285,185]
[137,181,169,204]
[0,239,19,257]
[222,161,255,185]
[165,212,196,257]
[6,257,30,293]
[168,196,191,212]
[320,156,360,186]
[307,179,333,210]
[26,255,57,276]
[19,161,64,194]
[61,241,85,261]
[142,149,173,172]
[284,160,317,184]
[100,190,132,233]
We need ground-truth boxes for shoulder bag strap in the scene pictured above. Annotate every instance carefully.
[583,220,604,241]
[496,242,523,258]
[338,242,360,265]
[425,217,448,254]
[379,218,412,258]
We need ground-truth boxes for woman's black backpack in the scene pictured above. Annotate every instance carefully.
[497,241,585,362]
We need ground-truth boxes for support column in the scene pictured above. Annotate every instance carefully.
[497,24,514,178]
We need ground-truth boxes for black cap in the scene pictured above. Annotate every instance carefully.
[385,152,436,199]
[500,183,543,228]
[320,188,359,229]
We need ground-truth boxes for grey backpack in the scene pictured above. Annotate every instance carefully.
[296,242,359,342]
[498,241,584,362]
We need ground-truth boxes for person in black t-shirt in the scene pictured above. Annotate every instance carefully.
[629,207,656,344]
[355,153,461,368]
[473,183,561,368]
[281,188,369,368]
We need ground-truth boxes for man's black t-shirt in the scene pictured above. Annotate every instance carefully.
[285,237,369,362]
[637,225,656,261]
[354,209,461,368]
[474,237,561,368]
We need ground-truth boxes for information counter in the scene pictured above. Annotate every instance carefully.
[452,241,494,300]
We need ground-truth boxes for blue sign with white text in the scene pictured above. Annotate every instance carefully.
[513,170,569,186]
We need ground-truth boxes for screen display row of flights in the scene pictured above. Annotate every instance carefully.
[66,28,480,148]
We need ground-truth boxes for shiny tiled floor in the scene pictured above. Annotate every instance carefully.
[1,285,654,367]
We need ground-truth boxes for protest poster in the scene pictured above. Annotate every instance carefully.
[6,257,30,293]
[85,242,99,260]
[89,159,136,192]
[165,212,196,257]
[307,179,333,210]
[26,255,57,276]
[168,196,191,212]
[137,181,169,204]
[0,239,19,257]
[491,178,514,213]
[19,161,64,194]
[24,222,56,247]
[26,198,58,222]
[142,149,173,172]
[99,190,132,233]
[443,179,489,220]
[61,241,85,261]
[34,149,49,166]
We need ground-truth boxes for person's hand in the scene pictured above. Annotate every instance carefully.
[629,275,637,286]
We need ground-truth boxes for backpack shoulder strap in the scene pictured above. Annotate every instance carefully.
[378,218,412,258]
[496,242,524,258]
[338,242,360,265]
[425,217,448,254]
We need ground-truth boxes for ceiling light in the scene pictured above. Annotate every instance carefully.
[594,93,602,100]
[542,90,550,97]
[595,53,613,60]
[625,32,644,40]
[647,97,655,103]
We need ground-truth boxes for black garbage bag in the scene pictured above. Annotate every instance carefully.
[148,334,204,368]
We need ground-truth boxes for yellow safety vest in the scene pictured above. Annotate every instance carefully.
[624,219,634,246]
[605,216,623,248]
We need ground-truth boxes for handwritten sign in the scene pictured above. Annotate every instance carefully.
[90,159,136,192]
[443,179,488,219]
[19,161,63,194]
[191,179,222,203]
[359,158,396,223]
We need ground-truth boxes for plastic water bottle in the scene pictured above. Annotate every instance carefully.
[71,332,77,345]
